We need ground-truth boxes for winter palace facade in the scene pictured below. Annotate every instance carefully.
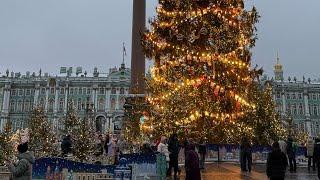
[0,63,130,134]
[269,56,320,138]
[1,58,320,138]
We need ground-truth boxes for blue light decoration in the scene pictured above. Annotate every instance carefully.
[32,157,115,179]
[119,153,157,164]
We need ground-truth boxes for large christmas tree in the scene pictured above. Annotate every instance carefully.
[142,0,260,141]
[28,107,56,157]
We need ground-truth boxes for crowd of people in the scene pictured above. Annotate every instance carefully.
[155,133,204,180]
[60,132,125,165]
[7,133,320,180]
[239,136,320,180]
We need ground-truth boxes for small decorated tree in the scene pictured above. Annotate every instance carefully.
[0,120,15,164]
[28,106,56,157]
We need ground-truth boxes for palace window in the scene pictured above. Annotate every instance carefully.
[313,94,317,100]
[314,105,318,116]
[293,104,297,115]
[299,104,303,115]
[77,98,82,111]
[309,104,312,115]
[87,88,91,95]
[48,99,54,112]
[74,88,78,95]
[10,101,15,112]
[11,89,16,96]
[286,93,290,99]
[78,88,82,95]
[41,88,46,95]
[298,93,302,100]
[24,100,30,112]
[26,89,31,96]
[110,98,116,110]
[98,98,105,111]
[60,88,65,95]
[111,88,116,94]
[40,98,45,109]
[50,88,55,94]
[70,88,74,95]
[59,98,64,112]
[276,92,281,99]
[17,100,23,112]
[292,93,296,100]
[99,88,105,95]
[18,89,23,96]
[120,88,125,95]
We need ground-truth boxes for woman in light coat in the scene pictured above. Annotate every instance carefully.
[157,136,170,163]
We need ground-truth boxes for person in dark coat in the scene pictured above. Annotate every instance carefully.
[104,134,110,155]
[198,139,207,169]
[5,142,35,180]
[61,135,72,156]
[286,137,296,173]
[313,138,320,179]
[185,143,201,180]
[266,141,288,180]
[167,133,180,180]
[240,137,252,172]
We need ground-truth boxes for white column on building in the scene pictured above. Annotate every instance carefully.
[33,84,40,106]
[116,88,120,110]
[92,85,98,111]
[54,86,59,114]
[304,88,312,136]
[105,88,111,112]
[64,84,69,113]
[45,85,49,112]
[53,84,60,132]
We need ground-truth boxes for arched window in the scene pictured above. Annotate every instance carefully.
[110,98,116,110]
[60,88,65,95]
[77,98,82,111]
[10,101,15,112]
[17,100,23,112]
[98,98,105,111]
[59,98,64,112]
[24,100,30,112]
[292,104,297,115]
[111,88,116,94]
[120,88,125,94]
[41,88,46,95]
[78,88,82,95]
[40,98,45,109]
[314,105,318,116]
[299,104,303,115]
[48,99,54,112]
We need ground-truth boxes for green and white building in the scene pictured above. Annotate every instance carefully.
[0,63,130,133]
[268,55,320,137]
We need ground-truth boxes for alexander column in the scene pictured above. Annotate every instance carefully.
[131,0,146,94]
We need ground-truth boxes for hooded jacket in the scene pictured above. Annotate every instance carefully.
[8,151,35,180]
